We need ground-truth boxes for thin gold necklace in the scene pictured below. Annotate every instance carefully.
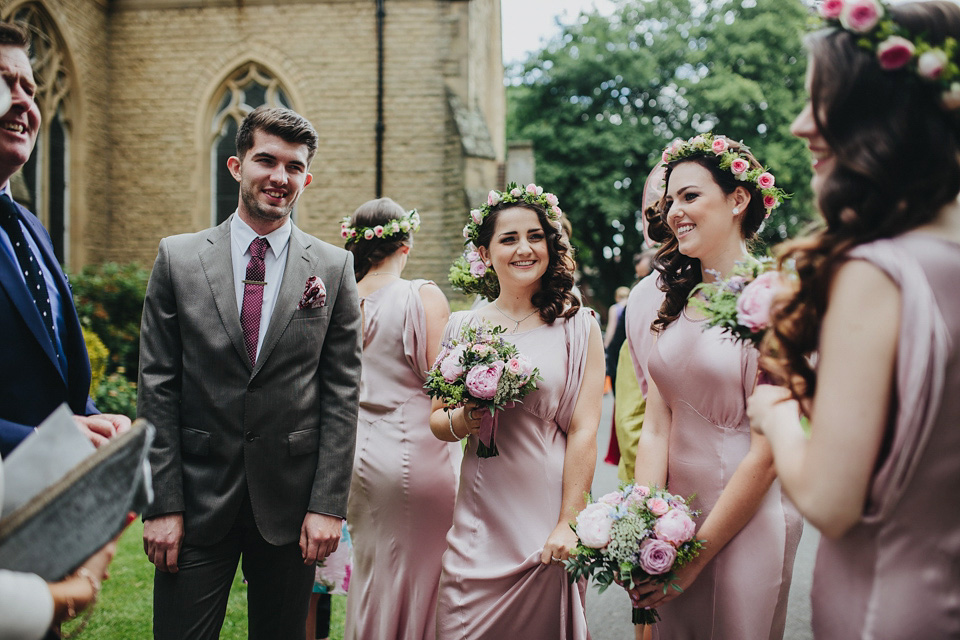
[493,301,538,333]
[368,272,400,278]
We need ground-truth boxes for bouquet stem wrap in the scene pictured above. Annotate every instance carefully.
[475,402,515,458]
[477,407,496,457]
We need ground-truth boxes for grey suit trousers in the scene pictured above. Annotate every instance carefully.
[152,491,314,640]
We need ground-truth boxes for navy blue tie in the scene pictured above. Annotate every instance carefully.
[0,194,59,356]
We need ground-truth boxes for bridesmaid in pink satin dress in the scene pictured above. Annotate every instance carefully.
[748,3,960,637]
[339,198,462,640]
[429,185,605,639]
[627,135,801,639]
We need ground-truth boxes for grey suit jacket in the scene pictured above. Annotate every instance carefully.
[137,217,362,546]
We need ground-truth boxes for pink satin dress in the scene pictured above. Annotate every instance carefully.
[344,279,462,640]
[811,234,960,639]
[435,308,596,640]
[627,278,802,640]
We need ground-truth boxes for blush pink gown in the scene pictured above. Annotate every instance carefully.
[344,279,462,640]
[811,234,960,639]
[627,279,802,640]
[434,308,596,640]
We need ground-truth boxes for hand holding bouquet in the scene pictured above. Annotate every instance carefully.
[565,484,703,626]
[424,322,541,457]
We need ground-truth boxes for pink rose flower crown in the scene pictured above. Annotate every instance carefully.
[449,181,565,299]
[340,208,421,243]
[660,132,789,219]
[817,0,960,108]
[566,484,704,627]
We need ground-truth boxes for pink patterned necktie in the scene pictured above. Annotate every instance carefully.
[240,237,269,365]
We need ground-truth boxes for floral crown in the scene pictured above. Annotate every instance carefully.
[462,182,564,247]
[660,132,789,218]
[818,0,960,108]
[449,182,563,298]
[340,209,421,243]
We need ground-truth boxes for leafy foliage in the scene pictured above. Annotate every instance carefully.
[70,262,149,381]
[93,369,139,419]
[507,0,815,306]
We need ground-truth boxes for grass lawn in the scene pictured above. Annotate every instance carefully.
[63,520,346,639]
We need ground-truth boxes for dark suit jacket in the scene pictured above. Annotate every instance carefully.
[0,200,96,456]
[138,217,362,546]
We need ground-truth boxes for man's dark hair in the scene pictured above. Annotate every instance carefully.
[0,22,30,49]
[235,106,319,165]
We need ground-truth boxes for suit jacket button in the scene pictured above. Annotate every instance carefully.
[244,431,256,442]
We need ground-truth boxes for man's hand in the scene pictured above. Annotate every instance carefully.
[73,413,132,447]
[143,513,185,573]
[299,513,342,565]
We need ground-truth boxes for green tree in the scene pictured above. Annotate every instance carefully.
[507,0,815,306]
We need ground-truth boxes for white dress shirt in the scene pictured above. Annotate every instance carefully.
[230,213,291,360]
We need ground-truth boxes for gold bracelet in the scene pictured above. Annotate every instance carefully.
[447,409,462,441]
[58,568,102,639]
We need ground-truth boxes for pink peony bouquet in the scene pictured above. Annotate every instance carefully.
[690,256,787,349]
[424,322,541,457]
[566,484,703,626]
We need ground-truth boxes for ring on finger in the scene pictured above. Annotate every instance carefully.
[551,555,562,563]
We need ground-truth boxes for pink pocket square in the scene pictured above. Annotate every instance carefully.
[298,276,326,310]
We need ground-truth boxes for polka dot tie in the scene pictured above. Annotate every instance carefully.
[0,193,59,358]
[240,236,269,365]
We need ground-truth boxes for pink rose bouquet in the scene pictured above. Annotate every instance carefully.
[566,484,703,626]
[424,322,542,457]
[690,257,788,349]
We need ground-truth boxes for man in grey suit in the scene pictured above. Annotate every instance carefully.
[138,106,361,639]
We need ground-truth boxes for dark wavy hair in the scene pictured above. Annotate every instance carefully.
[344,197,412,281]
[475,201,580,324]
[651,143,768,333]
[763,1,960,404]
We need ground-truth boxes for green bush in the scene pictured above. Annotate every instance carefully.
[93,369,138,419]
[70,262,149,382]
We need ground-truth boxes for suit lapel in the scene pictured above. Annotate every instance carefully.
[253,225,314,377]
[0,212,63,377]
[198,220,250,368]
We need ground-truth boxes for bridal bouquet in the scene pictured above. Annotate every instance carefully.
[690,257,784,349]
[566,484,703,626]
[424,322,541,458]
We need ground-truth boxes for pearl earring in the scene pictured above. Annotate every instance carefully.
[732,207,740,215]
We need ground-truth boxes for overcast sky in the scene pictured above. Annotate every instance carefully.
[500,0,616,65]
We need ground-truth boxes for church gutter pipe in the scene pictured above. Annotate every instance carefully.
[375,0,385,197]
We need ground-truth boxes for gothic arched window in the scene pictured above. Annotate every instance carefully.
[9,4,72,262]
[210,63,292,226]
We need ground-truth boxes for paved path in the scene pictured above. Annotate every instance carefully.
[584,394,817,639]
